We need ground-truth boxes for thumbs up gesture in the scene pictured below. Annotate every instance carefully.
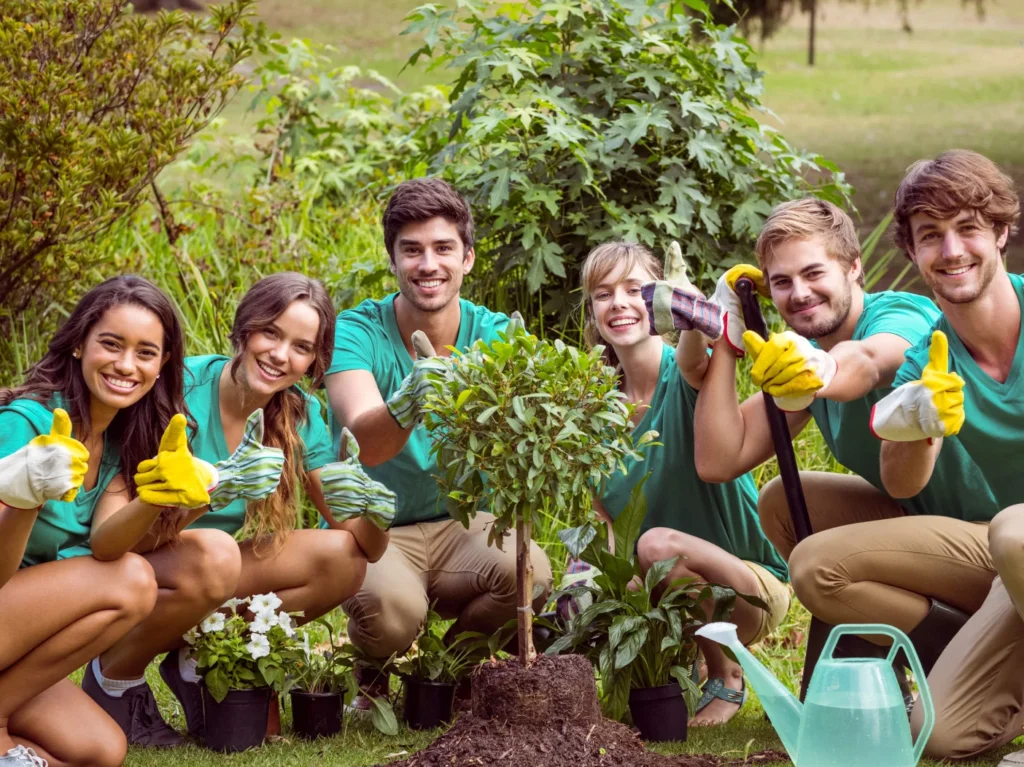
[208,409,285,512]
[135,414,218,508]
[321,428,396,531]
[641,241,723,340]
[0,408,90,509]
[871,331,965,441]
[386,330,449,430]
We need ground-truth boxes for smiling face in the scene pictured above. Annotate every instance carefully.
[238,300,321,399]
[908,210,1008,304]
[589,261,659,352]
[77,304,168,416]
[391,217,474,313]
[766,235,861,339]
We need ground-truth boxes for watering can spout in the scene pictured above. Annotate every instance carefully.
[696,622,803,760]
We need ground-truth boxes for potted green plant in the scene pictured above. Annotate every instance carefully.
[548,485,765,742]
[187,593,302,752]
[288,619,349,740]
[393,609,505,730]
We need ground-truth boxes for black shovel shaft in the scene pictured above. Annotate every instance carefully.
[734,278,813,543]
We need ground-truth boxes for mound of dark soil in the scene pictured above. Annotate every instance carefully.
[379,655,789,767]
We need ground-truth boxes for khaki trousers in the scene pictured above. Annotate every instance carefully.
[761,472,1024,759]
[342,512,553,659]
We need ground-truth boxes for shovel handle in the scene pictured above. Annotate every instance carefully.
[734,278,813,543]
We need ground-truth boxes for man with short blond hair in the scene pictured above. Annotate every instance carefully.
[870,149,1024,763]
[692,195,998,675]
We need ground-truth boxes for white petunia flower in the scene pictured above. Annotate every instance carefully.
[250,593,282,613]
[246,633,270,659]
[277,612,295,637]
[256,607,280,627]
[250,613,273,633]
[200,613,226,633]
[183,627,200,646]
[222,597,245,613]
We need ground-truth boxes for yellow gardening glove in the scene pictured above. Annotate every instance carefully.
[134,415,218,509]
[871,331,965,441]
[709,264,771,355]
[742,330,838,412]
[0,408,90,509]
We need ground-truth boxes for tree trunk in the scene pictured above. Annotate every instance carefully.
[807,0,817,67]
[516,513,536,667]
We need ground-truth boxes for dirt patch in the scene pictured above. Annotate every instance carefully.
[379,655,789,767]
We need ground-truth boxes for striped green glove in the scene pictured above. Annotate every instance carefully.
[321,428,396,531]
[386,330,447,429]
[208,409,285,512]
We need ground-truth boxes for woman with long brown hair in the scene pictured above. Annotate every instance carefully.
[103,272,393,742]
[0,275,221,766]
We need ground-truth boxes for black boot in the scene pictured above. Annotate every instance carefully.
[904,598,970,675]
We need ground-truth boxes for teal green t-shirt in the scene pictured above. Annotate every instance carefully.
[327,293,509,526]
[893,273,1024,511]
[0,397,122,567]
[810,290,999,522]
[600,345,788,582]
[182,356,335,535]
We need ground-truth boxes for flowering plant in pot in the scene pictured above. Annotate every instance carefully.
[392,609,508,730]
[548,484,767,742]
[186,593,302,752]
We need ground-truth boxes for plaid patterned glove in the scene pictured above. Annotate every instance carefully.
[386,330,447,429]
[208,409,285,512]
[321,428,396,531]
[642,241,725,341]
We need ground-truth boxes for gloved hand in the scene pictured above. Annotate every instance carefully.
[742,330,838,412]
[708,264,770,355]
[871,331,965,441]
[321,428,396,530]
[641,241,725,340]
[0,408,90,510]
[135,415,218,509]
[208,409,285,512]
[386,330,447,429]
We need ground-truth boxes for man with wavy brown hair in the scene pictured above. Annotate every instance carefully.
[870,149,1024,763]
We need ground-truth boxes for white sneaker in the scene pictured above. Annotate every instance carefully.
[0,746,48,767]
[998,749,1024,766]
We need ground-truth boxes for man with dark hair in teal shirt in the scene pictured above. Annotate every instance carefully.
[324,178,553,706]
[871,150,1024,764]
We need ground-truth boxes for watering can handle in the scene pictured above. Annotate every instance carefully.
[821,624,935,764]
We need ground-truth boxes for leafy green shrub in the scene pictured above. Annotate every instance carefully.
[0,0,264,318]
[393,609,505,684]
[405,0,852,320]
[421,326,655,664]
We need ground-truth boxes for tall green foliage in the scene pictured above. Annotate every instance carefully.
[0,0,263,318]
[405,0,852,320]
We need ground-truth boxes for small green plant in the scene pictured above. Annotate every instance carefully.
[421,327,655,665]
[393,609,509,685]
[187,593,302,703]
[291,619,350,695]
[548,483,766,720]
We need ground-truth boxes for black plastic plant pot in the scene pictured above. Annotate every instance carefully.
[403,679,456,730]
[201,685,273,753]
[290,690,343,740]
[628,682,688,743]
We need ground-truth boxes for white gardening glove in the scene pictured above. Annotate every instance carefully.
[641,241,725,341]
[0,408,90,510]
[742,330,838,412]
[871,331,965,441]
[386,331,447,430]
[708,264,770,355]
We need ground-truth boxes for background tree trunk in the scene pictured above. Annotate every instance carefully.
[807,0,817,66]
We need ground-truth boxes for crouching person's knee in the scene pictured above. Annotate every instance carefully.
[989,504,1024,575]
[343,582,428,659]
[789,535,847,621]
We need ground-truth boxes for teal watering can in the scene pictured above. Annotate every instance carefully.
[696,622,934,767]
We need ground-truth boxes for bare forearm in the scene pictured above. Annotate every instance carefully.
[674,333,710,390]
[338,518,389,562]
[880,439,941,498]
[90,498,165,560]
[693,341,750,481]
[0,506,37,586]
[132,506,209,553]
[347,406,412,467]
[820,342,881,403]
